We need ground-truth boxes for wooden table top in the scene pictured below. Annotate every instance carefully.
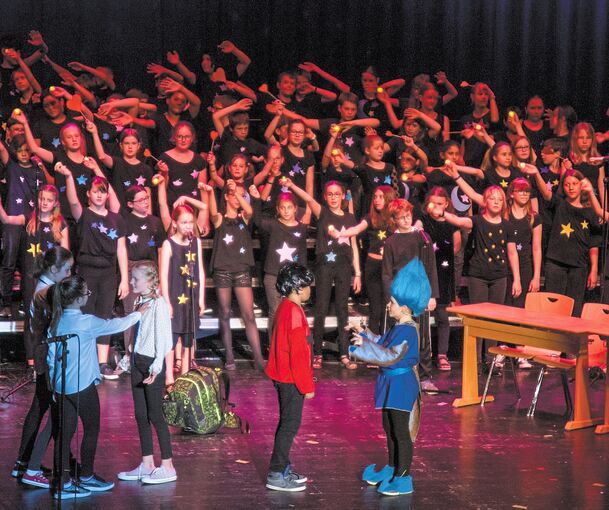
[447,303,609,337]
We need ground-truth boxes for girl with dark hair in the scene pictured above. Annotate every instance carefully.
[11,247,73,489]
[47,275,144,499]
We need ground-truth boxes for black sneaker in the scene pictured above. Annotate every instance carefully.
[11,461,26,478]
[53,482,91,500]
[0,306,12,319]
[78,473,115,492]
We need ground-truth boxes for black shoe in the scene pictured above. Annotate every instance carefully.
[0,306,12,319]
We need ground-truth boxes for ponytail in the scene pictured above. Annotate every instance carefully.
[49,275,87,337]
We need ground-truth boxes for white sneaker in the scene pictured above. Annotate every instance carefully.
[118,463,155,481]
[518,358,533,369]
[141,466,177,485]
[494,354,505,369]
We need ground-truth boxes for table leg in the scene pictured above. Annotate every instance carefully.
[566,335,601,431]
[453,324,493,407]
[595,342,609,434]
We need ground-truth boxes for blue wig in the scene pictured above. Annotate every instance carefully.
[390,258,431,317]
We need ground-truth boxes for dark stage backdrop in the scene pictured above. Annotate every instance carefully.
[2,0,608,124]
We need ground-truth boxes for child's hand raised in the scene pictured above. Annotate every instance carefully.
[166,50,181,65]
[580,178,594,194]
[54,162,71,176]
[226,179,237,194]
[156,160,169,174]
[84,120,98,134]
[206,151,216,166]
[248,184,260,199]
[236,98,253,110]
[198,182,213,192]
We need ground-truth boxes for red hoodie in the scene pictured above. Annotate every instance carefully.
[265,299,315,394]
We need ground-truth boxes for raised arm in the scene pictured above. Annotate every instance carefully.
[377,89,402,130]
[298,62,350,94]
[55,163,83,220]
[212,98,253,136]
[328,217,369,239]
[519,163,552,202]
[581,178,609,222]
[226,179,253,219]
[12,110,53,163]
[284,178,322,218]
[164,51,194,84]
[404,108,442,138]
[218,40,252,77]
[5,49,41,94]
[445,162,484,206]
[0,196,25,226]
[434,71,458,105]
[160,77,201,118]
[199,183,222,228]
[68,61,115,90]
[225,80,257,102]
[84,121,113,168]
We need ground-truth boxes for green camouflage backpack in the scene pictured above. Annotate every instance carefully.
[163,366,247,434]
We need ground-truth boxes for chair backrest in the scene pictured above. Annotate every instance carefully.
[523,292,574,356]
[581,303,609,370]
[524,292,575,316]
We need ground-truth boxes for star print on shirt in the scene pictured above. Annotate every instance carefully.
[102,132,110,141]
[43,226,50,233]
[107,229,118,240]
[187,279,198,288]
[28,201,34,208]
[432,242,439,252]
[147,238,156,247]
[239,247,246,254]
[441,260,449,267]
[581,220,589,230]
[19,176,24,183]
[373,177,379,183]
[128,233,139,244]
[180,264,190,276]
[516,243,523,251]
[384,175,392,185]
[123,180,131,187]
[223,234,233,245]
[190,170,199,180]
[140,224,148,230]
[545,180,554,192]
[15,198,22,204]
[326,251,337,262]
[98,223,108,234]
[461,194,470,203]
[52,138,60,148]
[76,175,88,186]
[185,251,196,262]
[27,243,42,257]
[239,223,245,230]
[47,241,55,250]
[344,136,354,147]
[276,242,296,262]
[135,175,147,186]
[336,227,351,246]
[292,163,303,175]
[177,293,189,305]
[499,179,509,188]
[560,222,574,238]
[172,179,183,187]
[552,179,559,187]
[377,230,387,241]
[294,232,301,238]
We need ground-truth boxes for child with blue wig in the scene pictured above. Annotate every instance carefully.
[349,257,431,496]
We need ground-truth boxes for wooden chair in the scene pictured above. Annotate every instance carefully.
[481,292,574,406]
[528,302,609,417]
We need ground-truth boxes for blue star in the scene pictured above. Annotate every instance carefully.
[52,137,60,148]
[76,174,87,186]
[123,180,131,187]
[59,186,66,193]
[102,132,110,141]
[239,223,245,230]
[383,175,392,185]
[325,251,337,262]
[91,222,98,229]
[47,241,55,249]
[107,229,118,240]
[292,162,303,175]
[293,255,299,261]
[147,238,156,247]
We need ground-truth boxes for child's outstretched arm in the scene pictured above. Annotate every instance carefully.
[284,178,322,219]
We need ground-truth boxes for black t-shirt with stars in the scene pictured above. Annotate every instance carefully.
[149,110,197,155]
[280,145,315,191]
[76,208,126,268]
[356,97,390,134]
[253,203,308,276]
[545,194,601,268]
[354,163,397,215]
[537,166,562,229]
[505,213,541,270]
[482,166,521,192]
[51,151,99,223]
[426,169,475,217]
[24,217,68,275]
[124,212,166,261]
[460,112,498,167]
[465,215,513,280]
[110,157,154,208]
[421,215,458,304]
[32,115,74,151]
[210,215,255,273]
[363,213,390,257]
[167,237,200,334]
[5,160,46,216]
[318,119,365,166]
[315,206,356,265]
[159,152,206,210]
[214,131,266,170]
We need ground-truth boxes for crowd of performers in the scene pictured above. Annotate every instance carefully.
[3,30,609,498]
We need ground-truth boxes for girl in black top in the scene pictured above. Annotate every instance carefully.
[460,82,500,167]
[201,179,265,370]
[481,142,521,192]
[568,122,604,202]
[421,187,461,371]
[289,179,361,369]
[88,123,154,212]
[440,163,520,363]
[525,166,605,316]
[56,162,129,379]
[329,185,396,335]
[250,188,308,334]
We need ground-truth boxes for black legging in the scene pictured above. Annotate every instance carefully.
[365,257,384,335]
[313,262,351,356]
[216,286,264,367]
[382,408,412,477]
[131,354,172,459]
[52,383,100,484]
[79,265,117,345]
[544,259,588,317]
[0,224,25,307]
[468,276,507,363]
[505,261,533,308]
[17,374,53,464]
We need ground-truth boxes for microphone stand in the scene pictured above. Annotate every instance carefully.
[188,233,197,371]
[601,165,609,302]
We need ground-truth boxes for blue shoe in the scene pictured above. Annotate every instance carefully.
[53,482,91,499]
[266,471,306,492]
[78,473,114,492]
[378,475,413,496]
[286,464,307,483]
[362,464,393,485]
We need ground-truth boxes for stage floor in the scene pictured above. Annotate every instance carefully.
[2,361,609,510]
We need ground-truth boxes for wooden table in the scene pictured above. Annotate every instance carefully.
[447,303,609,431]
[595,345,609,434]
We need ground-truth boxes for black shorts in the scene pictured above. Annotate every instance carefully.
[212,270,252,288]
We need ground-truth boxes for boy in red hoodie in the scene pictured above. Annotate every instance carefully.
[265,262,315,492]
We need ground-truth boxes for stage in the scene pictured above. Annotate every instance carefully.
[2,360,609,509]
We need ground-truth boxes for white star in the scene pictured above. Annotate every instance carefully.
[441,260,449,267]
[123,180,131,187]
[276,242,297,262]
[140,224,147,230]
[460,194,470,203]
[98,223,108,234]
[239,247,246,254]
[293,232,301,238]
[172,179,183,187]
[240,146,246,152]
[326,251,337,262]
[135,175,147,186]
[19,176,25,183]
[15,198,22,204]
[223,233,233,245]
[289,170,295,177]
[373,177,379,183]
[546,180,553,192]
[190,170,199,180]
[43,226,50,233]
[433,242,439,252]
[128,233,139,244]
[516,243,523,251]
[344,136,354,147]
[336,226,350,246]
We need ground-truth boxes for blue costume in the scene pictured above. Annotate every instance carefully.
[349,258,430,497]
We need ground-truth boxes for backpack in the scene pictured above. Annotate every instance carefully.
[163,366,247,434]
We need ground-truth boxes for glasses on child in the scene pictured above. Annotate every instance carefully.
[132,196,150,203]
[326,192,342,198]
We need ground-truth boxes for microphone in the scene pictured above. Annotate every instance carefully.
[45,334,78,344]
[589,156,609,164]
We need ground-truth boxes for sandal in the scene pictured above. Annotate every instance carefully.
[312,355,323,369]
[340,356,357,370]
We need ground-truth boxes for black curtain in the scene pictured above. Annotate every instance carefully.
[2,0,608,124]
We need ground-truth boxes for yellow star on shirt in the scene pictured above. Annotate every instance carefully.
[552,179,559,187]
[180,264,190,276]
[177,293,189,305]
[560,222,574,238]
[187,279,198,288]
[185,251,196,262]
[581,220,589,230]
[377,230,387,241]
[499,179,509,188]
[27,243,41,257]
